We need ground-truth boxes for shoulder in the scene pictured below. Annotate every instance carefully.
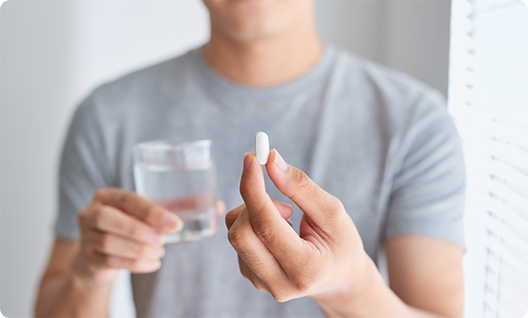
[333,46,446,113]
[329,46,451,138]
[81,48,199,118]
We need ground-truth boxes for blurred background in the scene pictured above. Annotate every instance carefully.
[0,1,451,316]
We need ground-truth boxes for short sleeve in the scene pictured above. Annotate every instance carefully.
[385,93,466,249]
[54,92,114,240]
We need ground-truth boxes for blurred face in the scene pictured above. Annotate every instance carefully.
[203,0,314,42]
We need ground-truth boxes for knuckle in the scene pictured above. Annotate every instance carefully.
[253,279,267,292]
[293,277,313,293]
[93,189,106,202]
[255,284,267,292]
[98,233,112,251]
[292,169,313,193]
[228,228,249,251]
[271,290,291,303]
[78,209,87,224]
[324,197,345,220]
[292,269,318,293]
[251,219,276,244]
[80,243,92,256]
[239,185,256,201]
[224,215,233,228]
[93,207,106,228]
[138,245,151,258]
[129,226,144,240]
[145,204,160,220]
[102,255,114,267]
[225,211,236,228]
[238,260,251,280]
[240,269,250,280]
[120,191,137,208]
[125,226,143,239]
[329,196,344,211]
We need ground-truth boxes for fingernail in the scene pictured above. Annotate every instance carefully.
[163,214,179,230]
[243,153,252,171]
[274,149,288,172]
[148,231,162,243]
[147,259,161,270]
[156,246,166,257]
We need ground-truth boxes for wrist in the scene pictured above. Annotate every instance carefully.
[70,251,117,289]
[311,253,379,317]
[312,253,411,318]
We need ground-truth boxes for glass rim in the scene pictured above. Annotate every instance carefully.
[134,139,212,152]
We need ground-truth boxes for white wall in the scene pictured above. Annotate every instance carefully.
[0,1,451,317]
[382,1,451,96]
[316,0,451,95]
[0,1,209,317]
[1,2,78,316]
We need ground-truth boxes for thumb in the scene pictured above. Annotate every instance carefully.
[265,149,345,228]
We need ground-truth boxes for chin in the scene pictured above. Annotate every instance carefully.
[219,21,282,43]
[204,0,312,42]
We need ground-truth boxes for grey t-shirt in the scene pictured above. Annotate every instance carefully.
[55,45,465,317]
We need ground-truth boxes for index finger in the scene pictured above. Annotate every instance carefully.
[93,188,181,232]
[265,149,344,228]
[240,154,308,271]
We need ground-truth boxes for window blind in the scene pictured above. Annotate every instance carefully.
[448,0,528,317]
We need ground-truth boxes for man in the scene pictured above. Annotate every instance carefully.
[36,0,465,317]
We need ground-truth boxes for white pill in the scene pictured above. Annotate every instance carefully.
[254,131,270,165]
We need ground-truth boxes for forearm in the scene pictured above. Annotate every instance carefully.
[35,268,112,317]
[314,259,451,318]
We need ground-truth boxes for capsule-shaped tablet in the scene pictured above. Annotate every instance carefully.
[254,131,269,165]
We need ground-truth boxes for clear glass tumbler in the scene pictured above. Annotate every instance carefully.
[133,139,218,244]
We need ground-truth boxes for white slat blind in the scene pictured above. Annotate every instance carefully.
[448,0,528,317]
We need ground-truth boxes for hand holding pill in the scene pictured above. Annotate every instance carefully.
[226,141,375,312]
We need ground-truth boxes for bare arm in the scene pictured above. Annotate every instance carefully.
[35,189,185,317]
[386,235,464,318]
[317,236,464,318]
[35,238,112,317]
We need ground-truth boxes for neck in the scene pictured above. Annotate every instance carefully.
[202,15,322,87]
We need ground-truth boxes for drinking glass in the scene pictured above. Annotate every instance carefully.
[133,139,218,243]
